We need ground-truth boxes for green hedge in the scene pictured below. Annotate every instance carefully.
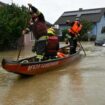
[0,4,30,51]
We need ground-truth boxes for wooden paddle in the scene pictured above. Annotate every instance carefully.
[78,38,86,56]
[17,35,24,60]
[60,44,70,49]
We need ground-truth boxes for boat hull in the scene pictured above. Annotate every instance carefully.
[1,49,81,75]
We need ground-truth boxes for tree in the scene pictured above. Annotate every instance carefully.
[80,19,93,41]
[0,3,30,50]
[62,28,68,41]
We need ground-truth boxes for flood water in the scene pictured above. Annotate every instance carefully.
[0,42,105,105]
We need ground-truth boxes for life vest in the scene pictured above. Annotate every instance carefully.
[46,36,59,55]
[68,21,82,36]
[78,24,82,32]
[57,52,65,58]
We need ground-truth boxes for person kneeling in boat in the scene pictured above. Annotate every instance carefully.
[45,27,59,60]
[22,3,48,62]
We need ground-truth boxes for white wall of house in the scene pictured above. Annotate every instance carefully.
[24,32,34,47]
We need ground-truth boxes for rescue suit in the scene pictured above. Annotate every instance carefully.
[28,4,48,61]
[45,28,59,59]
[67,20,82,54]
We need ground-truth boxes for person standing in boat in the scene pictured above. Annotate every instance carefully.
[45,27,59,59]
[65,17,82,54]
[22,3,47,61]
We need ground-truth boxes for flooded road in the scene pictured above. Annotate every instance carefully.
[0,42,105,105]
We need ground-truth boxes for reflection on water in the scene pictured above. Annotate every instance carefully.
[1,65,84,105]
[0,42,105,105]
[0,46,34,61]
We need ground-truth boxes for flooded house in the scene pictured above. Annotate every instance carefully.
[54,7,105,40]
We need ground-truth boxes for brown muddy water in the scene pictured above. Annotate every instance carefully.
[0,42,105,105]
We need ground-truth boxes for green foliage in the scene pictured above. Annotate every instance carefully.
[0,3,30,50]
[90,35,96,41]
[80,19,93,40]
[62,28,68,40]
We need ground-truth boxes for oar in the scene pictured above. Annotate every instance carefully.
[78,40,86,56]
[60,44,70,49]
[17,35,24,60]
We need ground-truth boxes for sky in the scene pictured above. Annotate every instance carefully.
[2,0,105,24]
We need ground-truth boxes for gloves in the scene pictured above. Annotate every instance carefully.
[65,39,69,44]
[22,28,30,35]
[28,3,32,7]
[78,34,80,36]
[22,30,26,35]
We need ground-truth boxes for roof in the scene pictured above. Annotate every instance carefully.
[0,1,6,6]
[54,7,105,25]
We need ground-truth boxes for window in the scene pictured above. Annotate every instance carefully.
[101,26,105,33]
[104,12,105,18]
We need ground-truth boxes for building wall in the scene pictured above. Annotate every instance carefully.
[24,32,34,47]
[91,24,97,35]
[96,15,105,36]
